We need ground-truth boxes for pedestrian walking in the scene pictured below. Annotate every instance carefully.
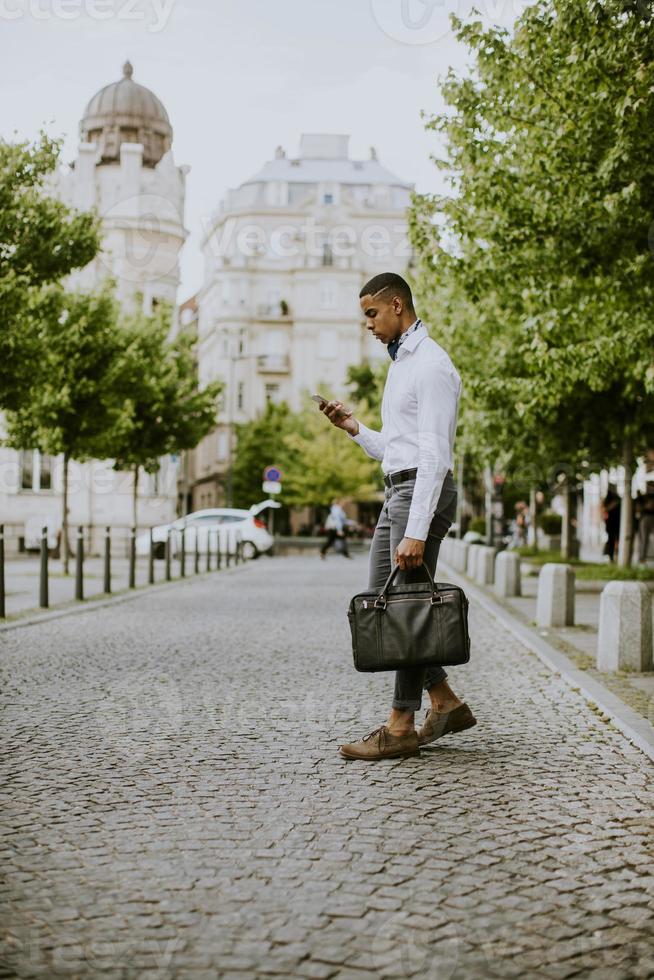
[636,480,654,564]
[319,272,476,760]
[320,499,351,559]
[602,486,621,562]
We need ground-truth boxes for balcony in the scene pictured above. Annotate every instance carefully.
[256,302,292,320]
[257,354,290,373]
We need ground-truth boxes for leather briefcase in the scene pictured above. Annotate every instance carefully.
[347,563,471,672]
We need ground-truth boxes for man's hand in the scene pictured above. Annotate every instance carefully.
[319,399,359,436]
[394,537,425,571]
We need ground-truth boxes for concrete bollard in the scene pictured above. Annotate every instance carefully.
[467,543,482,578]
[475,546,495,586]
[597,581,653,673]
[536,563,575,627]
[441,537,453,564]
[456,540,470,573]
[495,551,521,597]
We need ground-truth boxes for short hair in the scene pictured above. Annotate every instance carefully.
[359,272,414,311]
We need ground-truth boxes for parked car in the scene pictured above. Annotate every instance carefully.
[135,500,281,560]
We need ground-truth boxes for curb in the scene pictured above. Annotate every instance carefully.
[0,562,251,634]
[442,561,654,767]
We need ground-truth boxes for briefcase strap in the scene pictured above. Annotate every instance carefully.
[374,563,443,609]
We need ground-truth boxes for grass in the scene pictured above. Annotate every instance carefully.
[515,546,654,581]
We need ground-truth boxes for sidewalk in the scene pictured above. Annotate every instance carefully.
[1,554,653,978]
[494,562,654,728]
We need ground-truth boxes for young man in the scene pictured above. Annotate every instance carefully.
[320,272,476,761]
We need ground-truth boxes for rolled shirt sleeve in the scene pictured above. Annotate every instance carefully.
[404,362,460,542]
[349,421,385,462]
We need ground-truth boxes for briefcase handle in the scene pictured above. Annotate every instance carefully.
[374,562,443,609]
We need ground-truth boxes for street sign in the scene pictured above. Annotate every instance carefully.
[262,481,282,495]
[263,465,282,482]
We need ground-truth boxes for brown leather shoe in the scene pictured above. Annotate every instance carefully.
[417,703,477,746]
[339,725,420,761]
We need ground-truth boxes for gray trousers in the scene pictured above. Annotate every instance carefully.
[368,471,458,711]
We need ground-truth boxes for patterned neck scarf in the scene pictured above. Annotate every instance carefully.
[387,318,421,361]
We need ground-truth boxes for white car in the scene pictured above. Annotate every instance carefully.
[135,500,280,561]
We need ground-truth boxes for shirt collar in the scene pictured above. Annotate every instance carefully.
[395,319,426,358]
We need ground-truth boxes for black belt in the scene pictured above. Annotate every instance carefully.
[384,467,418,488]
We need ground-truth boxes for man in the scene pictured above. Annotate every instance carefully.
[636,480,654,564]
[320,272,476,761]
[321,499,351,559]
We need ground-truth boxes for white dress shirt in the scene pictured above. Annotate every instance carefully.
[350,320,461,541]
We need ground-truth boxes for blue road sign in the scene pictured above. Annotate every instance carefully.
[263,465,282,482]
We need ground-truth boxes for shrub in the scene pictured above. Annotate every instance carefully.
[540,511,562,535]
[469,516,486,535]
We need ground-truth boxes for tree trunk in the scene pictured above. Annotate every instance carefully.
[529,486,538,553]
[484,464,493,545]
[132,466,139,531]
[618,438,633,568]
[560,476,571,560]
[62,453,70,575]
[455,452,464,539]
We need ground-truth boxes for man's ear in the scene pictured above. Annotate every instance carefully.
[392,296,403,315]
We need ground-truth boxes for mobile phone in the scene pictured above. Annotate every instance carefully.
[311,393,329,404]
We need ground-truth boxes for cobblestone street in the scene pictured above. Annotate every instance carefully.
[2,554,653,979]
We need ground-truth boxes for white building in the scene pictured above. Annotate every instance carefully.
[192,133,413,508]
[0,62,188,555]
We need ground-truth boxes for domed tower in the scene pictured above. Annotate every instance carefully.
[60,61,188,310]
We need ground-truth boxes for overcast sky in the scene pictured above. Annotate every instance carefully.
[1,0,520,299]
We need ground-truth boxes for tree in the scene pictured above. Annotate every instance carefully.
[3,284,131,572]
[0,134,100,410]
[110,305,223,528]
[231,401,294,510]
[282,396,382,508]
[410,0,654,564]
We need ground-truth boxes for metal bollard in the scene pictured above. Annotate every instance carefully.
[40,525,49,608]
[180,526,186,578]
[75,526,84,601]
[148,527,155,585]
[216,530,222,570]
[206,529,212,572]
[129,526,136,589]
[165,528,172,581]
[225,530,231,568]
[194,529,200,574]
[104,526,111,594]
[234,532,240,565]
[0,524,5,618]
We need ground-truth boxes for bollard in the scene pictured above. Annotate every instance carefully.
[457,540,470,573]
[180,526,186,578]
[536,563,575,628]
[104,526,111,594]
[235,532,241,565]
[194,528,200,574]
[165,528,172,581]
[75,526,84,601]
[206,529,212,572]
[597,581,653,673]
[0,524,4,619]
[216,530,222,570]
[495,551,521,597]
[225,529,231,568]
[129,526,136,589]
[475,546,495,586]
[148,527,155,585]
[40,525,49,608]
[466,543,482,578]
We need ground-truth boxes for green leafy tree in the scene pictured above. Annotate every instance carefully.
[3,284,130,572]
[282,395,382,508]
[231,401,293,510]
[0,134,100,410]
[410,0,654,564]
[110,304,223,528]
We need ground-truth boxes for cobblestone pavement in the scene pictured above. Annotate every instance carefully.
[2,555,653,979]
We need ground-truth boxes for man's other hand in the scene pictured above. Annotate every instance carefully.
[394,537,425,571]
[319,399,359,436]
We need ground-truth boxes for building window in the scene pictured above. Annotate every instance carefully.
[322,243,333,267]
[237,381,245,410]
[320,281,337,309]
[20,450,34,490]
[265,383,280,404]
[217,431,229,460]
[323,193,334,205]
[19,450,52,492]
[319,329,337,360]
